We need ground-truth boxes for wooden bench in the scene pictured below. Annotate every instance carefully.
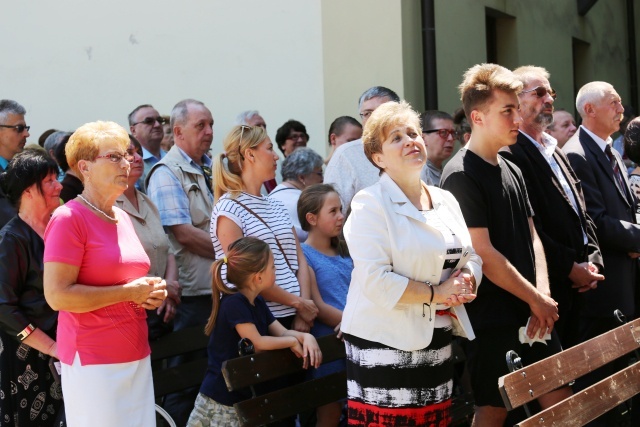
[222,334,346,427]
[150,324,209,399]
[498,317,640,426]
[222,334,475,427]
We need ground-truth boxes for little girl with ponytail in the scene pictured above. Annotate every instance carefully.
[186,237,322,427]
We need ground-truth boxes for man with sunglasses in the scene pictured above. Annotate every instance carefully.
[420,110,456,186]
[0,99,30,228]
[129,104,168,190]
[563,82,639,426]
[500,66,604,350]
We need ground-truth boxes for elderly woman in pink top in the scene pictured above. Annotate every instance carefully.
[43,121,167,426]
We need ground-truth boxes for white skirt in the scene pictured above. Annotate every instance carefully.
[61,352,155,427]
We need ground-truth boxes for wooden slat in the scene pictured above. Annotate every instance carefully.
[233,371,347,427]
[222,333,345,391]
[150,324,208,361]
[517,360,640,427]
[499,318,640,410]
[153,358,208,397]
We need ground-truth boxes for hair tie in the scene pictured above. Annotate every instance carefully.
[223,256,228,264]
[221,152,227,159]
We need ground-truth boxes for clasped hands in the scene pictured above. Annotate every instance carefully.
[128,276,168,310]
[440,269,477,307]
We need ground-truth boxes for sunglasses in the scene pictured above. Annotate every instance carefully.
[132,116,167,126]
[423,128,458,139]
[0,124,30,133]
[521,86,557,100]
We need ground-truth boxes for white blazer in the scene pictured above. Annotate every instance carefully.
[341,173,482,351]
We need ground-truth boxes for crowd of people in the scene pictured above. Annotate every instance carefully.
[0,60,638,427]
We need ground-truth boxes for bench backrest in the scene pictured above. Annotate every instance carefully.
[222,334,346,427]
[150,324,209,398]
[498,318,640,426]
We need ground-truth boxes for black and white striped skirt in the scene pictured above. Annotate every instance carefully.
[344,311,453,426]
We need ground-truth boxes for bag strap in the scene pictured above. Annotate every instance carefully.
[228,198,295,271]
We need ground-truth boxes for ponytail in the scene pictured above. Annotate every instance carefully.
[204,237,272,335]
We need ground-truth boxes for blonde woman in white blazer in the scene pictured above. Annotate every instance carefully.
[341,101,482,426]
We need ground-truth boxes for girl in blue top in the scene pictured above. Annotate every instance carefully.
[298,184,353,427]
[186,237,321,427]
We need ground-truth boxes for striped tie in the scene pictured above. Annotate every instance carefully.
[605,144,627,196]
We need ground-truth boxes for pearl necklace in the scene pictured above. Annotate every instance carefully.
[78,194,118,222]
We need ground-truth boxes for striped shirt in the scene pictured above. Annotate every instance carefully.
[210,192,300,318]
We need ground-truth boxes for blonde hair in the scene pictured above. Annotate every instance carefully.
[65,121,129,181]
[362,100,421,174]
[212,125,268,202]
[458,64,523,121]
[205,237,272,335]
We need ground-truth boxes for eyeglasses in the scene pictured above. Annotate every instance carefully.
[521,86,557,100]
[132,116,167,126]
[95,152,134,163]
[423,129,458,139]
[359,110,374,120]
[286,132,308,142]
[0,124,30,133]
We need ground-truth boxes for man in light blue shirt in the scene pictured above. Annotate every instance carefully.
[129,104,167,191]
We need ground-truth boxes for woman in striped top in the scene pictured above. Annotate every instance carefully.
[210,125,318,331]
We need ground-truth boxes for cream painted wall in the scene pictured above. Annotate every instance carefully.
[320,0,407,146]
[2,0,328,157]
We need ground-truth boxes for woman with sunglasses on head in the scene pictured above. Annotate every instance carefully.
[0,149,65,426]
[268,147,324,243]
[43,121,167,427]
[211,125,318,335]
[115,135,181,340]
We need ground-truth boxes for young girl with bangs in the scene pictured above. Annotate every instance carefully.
[298,184,353,427]
[186,237,321,427]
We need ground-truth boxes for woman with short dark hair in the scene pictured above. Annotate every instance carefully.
[0,150,65,426]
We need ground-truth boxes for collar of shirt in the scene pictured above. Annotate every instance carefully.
[141,146,166,162]
[0,156,8,171]
[580,125,613,153]
[520,130,557,161]
[175,145,212,169]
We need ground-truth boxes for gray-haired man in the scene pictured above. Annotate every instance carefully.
[324,86,400,212]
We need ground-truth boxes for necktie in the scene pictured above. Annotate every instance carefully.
[605,145,627,196]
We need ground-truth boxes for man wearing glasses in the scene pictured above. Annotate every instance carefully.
[500,66,604,349]
[0,99,30,228]
[420,110,456,187]
[129,104,168,190]
[325,86,400,213]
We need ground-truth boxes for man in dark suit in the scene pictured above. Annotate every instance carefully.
[500,66,604,348]
[563,81,639,426]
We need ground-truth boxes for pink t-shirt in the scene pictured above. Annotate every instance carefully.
[44,200,151,365]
